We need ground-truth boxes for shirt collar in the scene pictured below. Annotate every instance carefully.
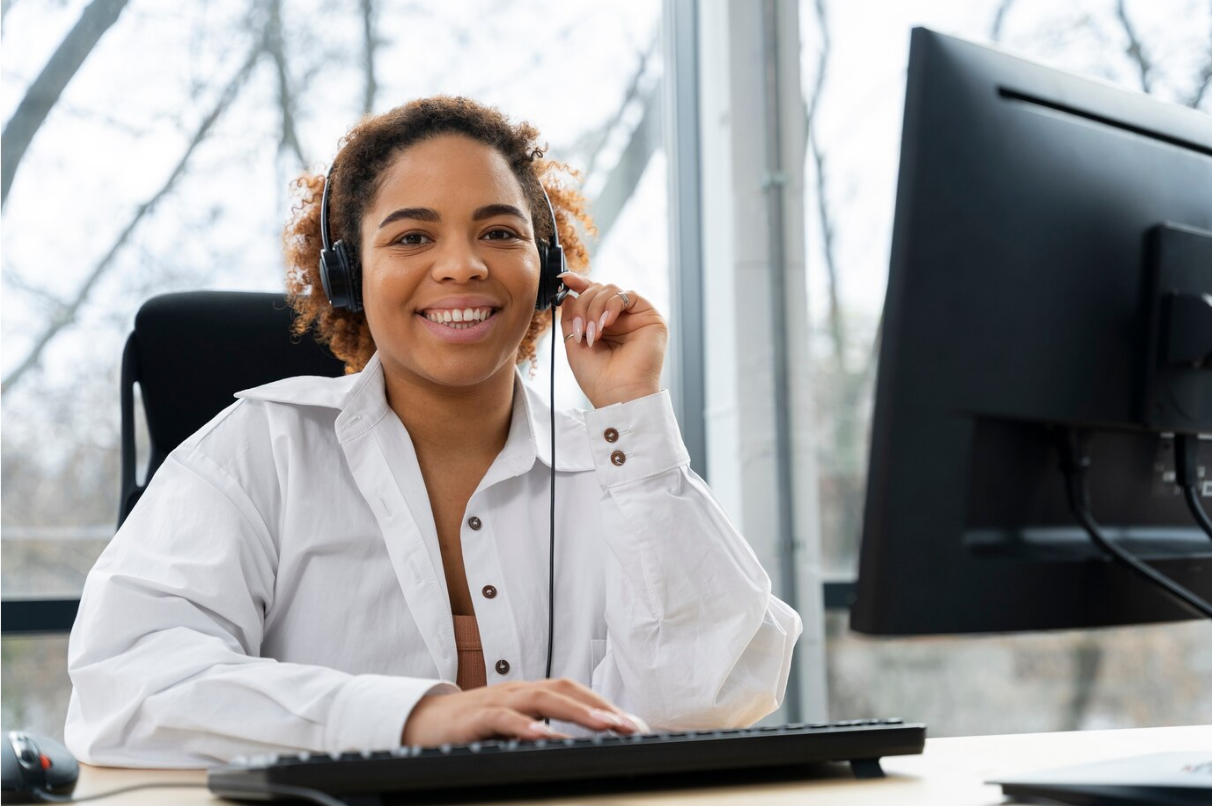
[234,352,593,472]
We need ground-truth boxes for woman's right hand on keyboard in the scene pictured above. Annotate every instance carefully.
[401,678,647,746]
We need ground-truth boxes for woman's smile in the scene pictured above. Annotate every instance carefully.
[416,298,504,343]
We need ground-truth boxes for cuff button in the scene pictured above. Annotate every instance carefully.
[610,450,626,466]
[495,659,511,675]
[604,428,619,443]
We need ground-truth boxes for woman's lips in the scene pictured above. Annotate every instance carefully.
[415,309,501,343]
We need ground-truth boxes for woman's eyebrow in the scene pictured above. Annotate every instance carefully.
[472,203,528,222]
[378,207,440,228]
[377,204,528,229]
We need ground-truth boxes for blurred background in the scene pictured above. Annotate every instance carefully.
[3,0,1211,742]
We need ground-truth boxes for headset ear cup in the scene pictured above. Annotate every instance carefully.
[336,241,363,313]
[319,241,362,312]
[535,242,566,311]
[319,249,338,304]
[536,244,551,310]
[319,247,347,309]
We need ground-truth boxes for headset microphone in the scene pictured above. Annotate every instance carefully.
[319,163,567,681]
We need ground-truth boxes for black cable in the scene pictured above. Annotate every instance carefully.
[34,781,347,806]
[209,782,350,806]
[546,310,556,681]
[1056,429,1212,620]
[1182,485,1212,542]
[1173,433,1212,542]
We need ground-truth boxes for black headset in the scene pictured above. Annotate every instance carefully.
[318,159,568,683]
[318,162,568,312]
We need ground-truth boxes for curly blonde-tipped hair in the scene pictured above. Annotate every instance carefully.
[283,96,596,373]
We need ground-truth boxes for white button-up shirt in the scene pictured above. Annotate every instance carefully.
[65,353,802,768]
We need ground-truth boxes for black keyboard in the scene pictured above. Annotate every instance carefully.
[208,719,926,803]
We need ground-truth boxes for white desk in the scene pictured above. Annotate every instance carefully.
[73,724,1210,804]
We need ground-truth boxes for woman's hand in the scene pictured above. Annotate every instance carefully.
[401,678,647,746]
[558,273,668,409]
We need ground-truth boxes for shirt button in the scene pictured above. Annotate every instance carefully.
[610,450,626,466]
[467,516,482,531]
[495,659,510,675]
[482,585,497,599]
[604,428,619,443]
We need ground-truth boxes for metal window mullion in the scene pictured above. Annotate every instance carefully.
[662,0,708,479]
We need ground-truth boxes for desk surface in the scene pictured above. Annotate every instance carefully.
[74,724,1210,805]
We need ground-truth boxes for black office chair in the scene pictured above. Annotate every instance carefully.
[118,291,347,527]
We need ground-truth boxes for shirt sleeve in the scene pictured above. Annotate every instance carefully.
[582,391,803,730]
[64,411,454,769]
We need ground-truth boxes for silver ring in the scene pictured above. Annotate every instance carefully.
[564,332,576,342]
[616,291,633,309]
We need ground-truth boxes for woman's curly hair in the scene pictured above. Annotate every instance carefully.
[284,96,596,373]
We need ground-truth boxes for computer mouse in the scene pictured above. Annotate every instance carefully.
[1,730,79,803]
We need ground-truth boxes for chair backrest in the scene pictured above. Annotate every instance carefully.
[119,291,347,527]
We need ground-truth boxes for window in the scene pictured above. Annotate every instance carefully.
[800,0,1212,735]
[1,0,667,739]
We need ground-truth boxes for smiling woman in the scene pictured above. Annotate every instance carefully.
[283,97,596,374]
[61,95,802,766]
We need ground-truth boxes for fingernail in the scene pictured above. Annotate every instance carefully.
[625,713,650,733]
[589,708,627,728]
[528,721,561,737]
[573,317,584,343]
[599,312,609,332]
[586,321,596,346]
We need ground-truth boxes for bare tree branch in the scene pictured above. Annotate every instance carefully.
[2,270,69,311]
[804,0,846,369]
[1,40,265,395]
[361,0,378,114]
[1188,7,1212,108]
[811,140,846,369]
[581,33,658,184]
[1115,0,1152,93]
[990,0,1016,43]
[1062,637,1104,731]
[1,0,130,207]
[587,81,661,251]
[267,0,307,167]
[1191,59,1212,109]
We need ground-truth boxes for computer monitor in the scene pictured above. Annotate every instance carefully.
[851,28,1212,635]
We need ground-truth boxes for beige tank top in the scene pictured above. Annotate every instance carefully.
[452,615,487,690]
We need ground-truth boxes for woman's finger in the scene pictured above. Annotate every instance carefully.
[559,305,584,344]
[556,271,591,292]
[508,687,638,734]
[583,284,622,342]
[533,678,644,732]
[481,706,569,741]
[580,284,622,347]
[557,276,593,345]
[541,676,624,714]
[599,289,639,331]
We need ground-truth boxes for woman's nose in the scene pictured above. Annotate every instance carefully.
[430,238,489,283]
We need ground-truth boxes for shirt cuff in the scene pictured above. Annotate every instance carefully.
[325,675,458,752]
[583,391,691,488]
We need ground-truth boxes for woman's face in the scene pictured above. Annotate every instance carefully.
[359,134,541,392]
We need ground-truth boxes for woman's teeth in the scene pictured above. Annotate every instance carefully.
[424,307,494,329]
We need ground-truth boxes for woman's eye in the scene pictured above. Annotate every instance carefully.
[484,228,518,241]
[395,232,430,246]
